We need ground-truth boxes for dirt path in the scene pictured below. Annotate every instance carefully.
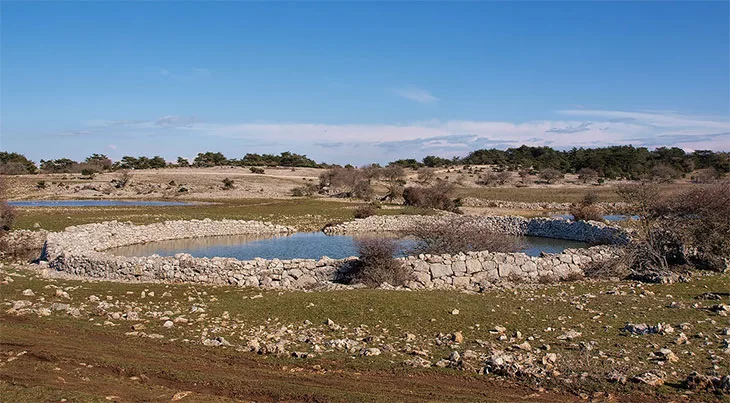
[0,314,580,402]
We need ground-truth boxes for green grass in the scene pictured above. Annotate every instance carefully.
[12,198,435,232]
[2,264,728,401]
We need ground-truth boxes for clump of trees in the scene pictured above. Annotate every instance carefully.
[402,180,460,212]
[0,152,37,174]
[403,217,523,255]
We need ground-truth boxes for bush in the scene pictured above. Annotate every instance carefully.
[291,183,319,197]
[577,168,599,184]
[403,180,460,212]
[539,168,564,184]
[0,178,15,233]
[221,178,235,190]
[112,170,132,189]
[353,204,376,219]
[569,192,604,222]
[346,238,411,287]
[80,168,97,178]
[616,180,730,279]
[36,181,47,189]
[403,217,523,255]
[249,167,265,174]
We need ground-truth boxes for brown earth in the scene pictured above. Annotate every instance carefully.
[0,313,588,403]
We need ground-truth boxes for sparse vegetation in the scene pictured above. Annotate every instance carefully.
[249,166,265,174]
[403,217,523,255]
[403,180,460,212]
[353,204,376,219]
[111,170,132,189]
[345,237,410,287]
[221,177,235,190]
[569,192,604,222]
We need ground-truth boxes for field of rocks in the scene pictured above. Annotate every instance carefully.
[2,261,728,402]
[1,168,728,402]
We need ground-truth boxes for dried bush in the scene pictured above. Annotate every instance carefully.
[539,168,564,184]
[291,183,318,197]
[403,180,460,212]
[353,204,376,219]
[346,238,411,287]
[0,178,15,234]
[403,217,523,255]
[577,168,599,184]
[319,166,373,200]
[570,192,604,222]
[221,178,235,190]
[616,180,730,279]
[249,167,265,174]
[112,170,132,189]
[650,163,680,183]
[417,168,436,184]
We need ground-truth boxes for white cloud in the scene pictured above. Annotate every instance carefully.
[63,110,729,164]
[395,88,439,104]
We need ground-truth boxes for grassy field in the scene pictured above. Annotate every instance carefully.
[456,183,697,204]
[1,264,728,402]
[11,199,435,232]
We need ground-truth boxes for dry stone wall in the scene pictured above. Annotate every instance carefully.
[44,217,626,290]
[324,215,628,244]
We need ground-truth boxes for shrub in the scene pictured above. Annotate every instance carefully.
[403,217,523,255]
[80,168,97,178]
[417,168,436,184]
[249,167,265,174]
[616,180,730,278]
[347,238,411,287]
[650,163,680,183]
[569,192,604,222]
[353,204,376,219]
[577,168,599,184]
[403,180,460,212]
[291,183,318,197]
[539,168,564,184]
[36,181,47,189]
[112,170,132,189]
[0,178,15,233]
[221,178,235,190]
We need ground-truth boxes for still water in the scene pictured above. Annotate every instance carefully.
[110,232,587,260]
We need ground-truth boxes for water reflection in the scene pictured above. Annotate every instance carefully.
[109,232,587,260]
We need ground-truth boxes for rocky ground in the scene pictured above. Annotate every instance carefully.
[2,262,728,402]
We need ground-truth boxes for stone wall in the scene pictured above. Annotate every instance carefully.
[44,217,626,290]
[460,197,628,213]
[324,215,628,244]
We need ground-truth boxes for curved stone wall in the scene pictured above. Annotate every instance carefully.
[324,215,629,244]
[44,217,627,290]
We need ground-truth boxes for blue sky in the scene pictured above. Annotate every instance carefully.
[1,1,729,165]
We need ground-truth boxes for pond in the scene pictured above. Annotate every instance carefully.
[109,232,588,260]
[8,200,198,207]
[552,214,639,222]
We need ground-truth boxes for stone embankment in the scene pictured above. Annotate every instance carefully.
[324,215,628,244]
[42,216,627,290]
[460,197,628,212]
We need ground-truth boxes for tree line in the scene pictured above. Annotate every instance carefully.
[393,145,730,180]
[0,151,322,174]
[1,145,728,179]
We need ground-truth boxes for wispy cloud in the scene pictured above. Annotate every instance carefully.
[395,87,439,104]
[57,109,729,164]
[546,122,592,134]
